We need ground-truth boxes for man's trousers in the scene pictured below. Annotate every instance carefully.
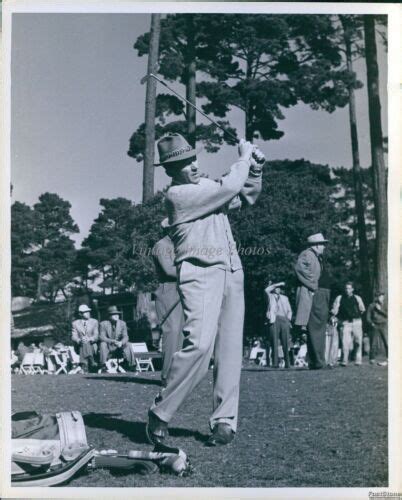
[151,262,244,433]
[155,283,185,382]
[307,287,330,369]
[341,319,363,365]
[268,316,291,368]
[99,342,135,366]
[369,323,388,360]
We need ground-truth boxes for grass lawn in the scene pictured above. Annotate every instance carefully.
[11,362,388,488]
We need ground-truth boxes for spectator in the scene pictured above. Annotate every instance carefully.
[16,341,29,362]
[99,306,135,372]
[366,292,388,366]
[152,220,184,387]
[72,304,99,373]
[325,316,339,367]
[294,233,331,370]
[331,282,365,367]
[265,281,292,368]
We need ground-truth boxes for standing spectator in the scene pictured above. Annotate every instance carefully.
[265,281,292,368]
[366,292,388,366]
[72,304,99,373]
[16,341,29,362]
[331,282,365,367]
[152,219,184,387]
[99,306,135,371]
[294,233,331,370]
[325,316,339,367]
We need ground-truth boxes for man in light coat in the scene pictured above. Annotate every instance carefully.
[265,281,292,368]
[152,220,184,387]
[99,306,135,371]
[146,133,264,447]
[332,282,365,366]
[294,233,331,370]
[71,304,99,372]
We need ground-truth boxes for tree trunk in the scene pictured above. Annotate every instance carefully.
[341,16,372,302]
[185,16,196,147]
[142,14,161,203]
[36,273,42,301]
[245,59,254,142]
[364,16,388,295]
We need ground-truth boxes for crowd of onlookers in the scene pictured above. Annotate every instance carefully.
[250,281,388,370]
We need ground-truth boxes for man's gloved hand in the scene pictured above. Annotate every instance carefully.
[238,138,254,163]
[250,146,266,175]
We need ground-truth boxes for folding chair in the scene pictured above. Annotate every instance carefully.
[52,351,68,375]
[20,353,36,375]
[130,343,155,372]
[67,347,83,375]
[32,352,46,374]
[105,358,126,374]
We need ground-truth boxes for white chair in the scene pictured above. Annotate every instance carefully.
[67,347,83,374]
[32,352,46,374]
[51,351,69,375]
[20,353,36,375]
[130,342,155,372]
[105,358,126,374]
[249,342,267,366]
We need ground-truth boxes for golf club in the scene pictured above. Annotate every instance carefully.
[141,72,239,144]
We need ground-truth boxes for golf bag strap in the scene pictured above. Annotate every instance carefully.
[56,412,89,461]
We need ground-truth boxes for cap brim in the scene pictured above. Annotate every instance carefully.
[154,146,201,166]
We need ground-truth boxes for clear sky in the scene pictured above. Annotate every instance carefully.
[10,13,388,245]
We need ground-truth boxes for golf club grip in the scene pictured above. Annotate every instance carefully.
[93,455,151,470]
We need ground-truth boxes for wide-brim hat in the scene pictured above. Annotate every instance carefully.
[78,304,91,313]
[154,133,197,167]
[306,232,328,245]
[107,305,122,316]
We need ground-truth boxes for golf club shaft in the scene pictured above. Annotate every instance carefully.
[149,73,239,144]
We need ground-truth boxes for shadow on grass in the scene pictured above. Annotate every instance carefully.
[83,412,209,444]
[84,375,162,386]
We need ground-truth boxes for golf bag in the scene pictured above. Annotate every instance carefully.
[12,410,191,486]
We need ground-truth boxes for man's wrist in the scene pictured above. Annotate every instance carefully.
[238,156,251,167]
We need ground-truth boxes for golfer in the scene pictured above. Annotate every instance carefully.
[147,133,264,446]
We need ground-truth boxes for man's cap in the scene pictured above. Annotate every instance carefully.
[107,305,122,316]
[78,304,91,313]
[306,232,328,245]
[155,133,196,167]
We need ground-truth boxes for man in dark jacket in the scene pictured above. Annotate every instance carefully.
[294,233,330,370]
[366,292,388,366]
[152,220,184,386]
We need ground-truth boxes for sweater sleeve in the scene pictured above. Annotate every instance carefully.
[239,172,262,206]
[168,159,251,223]
[331,295,341,316]
[153,240,177,279]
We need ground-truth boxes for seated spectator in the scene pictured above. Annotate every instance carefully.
[16,341,30,362]
[99,306,135,372]
[72,304,99,373]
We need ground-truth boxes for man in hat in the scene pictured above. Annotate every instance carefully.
[265,281,292,368]
[99,306,135,371]
[146,133,265,447]
[152,219,184,387]
[294,233,331,370]
[71,304,99,373]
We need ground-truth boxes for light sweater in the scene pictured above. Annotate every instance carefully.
[165,159,262,270]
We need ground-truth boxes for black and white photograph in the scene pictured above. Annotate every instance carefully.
[1,1,401,497]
